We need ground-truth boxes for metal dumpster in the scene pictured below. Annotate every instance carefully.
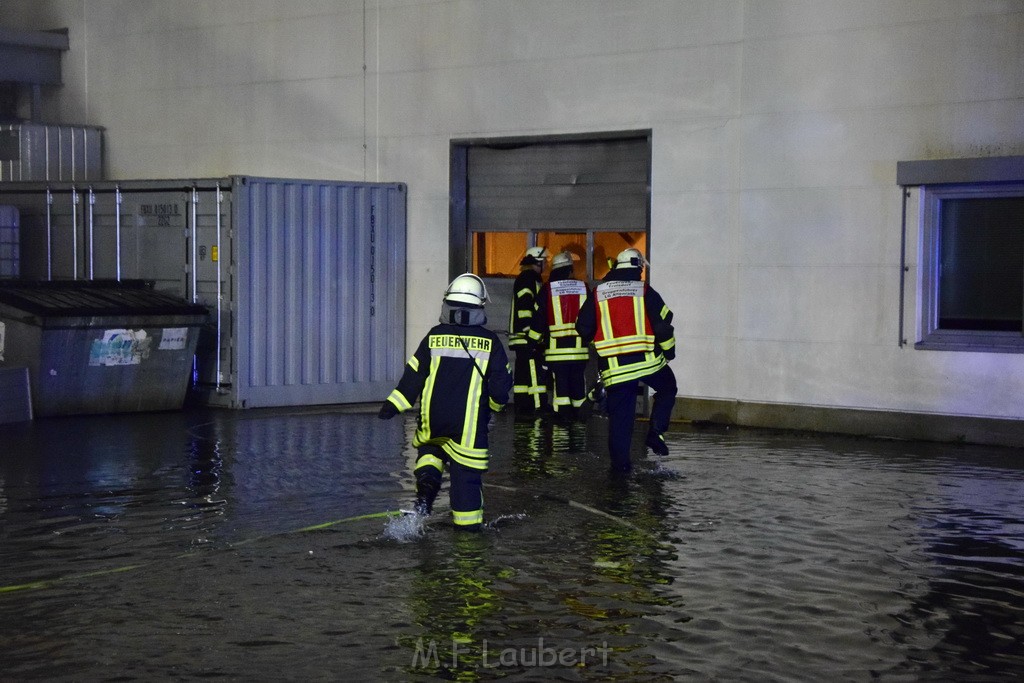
[0,176,407,409]
[0,280,208,416]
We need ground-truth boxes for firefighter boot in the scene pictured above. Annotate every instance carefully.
[414,468,442,516]
[645,430,669,456]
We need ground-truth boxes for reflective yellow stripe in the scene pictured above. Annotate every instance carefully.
[551,301,564,328]
[600,352,666,386]
[387,389,412,411]
[660,304,670,320]
[594,335,654,355]
[514,357,545,396]
[597,298,615,343]
[633,295,645,342]
[461,357,485,445]
[546,348,589,361]
[444,441,489,470]
[545,337,588,361]
[416,356,441,441]
[408,355,419,372]
[415,453,444,472]
[412,437,488,470]
[549,322,577,338]
[489,397,504,412]
[453,508,484,526]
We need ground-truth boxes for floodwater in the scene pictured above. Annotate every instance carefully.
[2,406,1024,681]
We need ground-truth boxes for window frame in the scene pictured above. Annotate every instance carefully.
[916,181,1024,353]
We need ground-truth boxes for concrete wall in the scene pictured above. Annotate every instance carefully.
[3,1,1023,430]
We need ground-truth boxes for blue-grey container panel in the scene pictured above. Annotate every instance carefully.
[0,205,18,278]
[235,177,406,408]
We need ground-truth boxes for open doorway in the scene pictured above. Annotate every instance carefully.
[450,131,652,337]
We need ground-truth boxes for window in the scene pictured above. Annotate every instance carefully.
[918,183,1024,352]
[471,229,647,283]
[899,155,1024,353]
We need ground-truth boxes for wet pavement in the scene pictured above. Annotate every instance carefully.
[2,405,1024,680]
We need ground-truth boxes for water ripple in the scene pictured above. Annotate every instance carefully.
[2,412,1024,680]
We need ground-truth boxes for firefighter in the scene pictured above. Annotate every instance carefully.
[576,248,677,473]
[378,273,512,530]
[528,250,590,421]
[508,246,550,414]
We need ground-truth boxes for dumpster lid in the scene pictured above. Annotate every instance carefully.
[0,280,209,318]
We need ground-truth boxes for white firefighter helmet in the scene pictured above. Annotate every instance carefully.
[443,273,489,306]
[521,246,549,266]
[552,250,577,270]
[614,247,649,269]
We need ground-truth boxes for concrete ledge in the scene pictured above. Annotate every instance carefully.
[674,397,1024,449]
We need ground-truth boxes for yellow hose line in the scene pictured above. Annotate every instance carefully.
[484,483,649,535]
[0,509,402,595]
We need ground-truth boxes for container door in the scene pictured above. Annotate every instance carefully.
[234,178,406,408]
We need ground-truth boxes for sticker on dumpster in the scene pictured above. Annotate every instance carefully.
[159,328,188,351]
[89,329,152,367]
[0,321,5,362]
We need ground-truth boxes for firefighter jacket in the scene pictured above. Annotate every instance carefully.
[575,268,676,387]
[528,274,590,363]
[385,322,512,470]
[508,268,543,348]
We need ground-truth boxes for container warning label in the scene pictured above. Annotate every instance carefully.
[89,329,152,366]
[159,328,188,351]
[0,321,5,362]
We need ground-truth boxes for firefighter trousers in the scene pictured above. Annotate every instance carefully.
[604,364,677,473]
[414,444,484,529]
[511,346,549,414]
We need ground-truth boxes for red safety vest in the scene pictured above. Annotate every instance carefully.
[544,279,589,362]
[547,279,586,337]
[592,280,655,357]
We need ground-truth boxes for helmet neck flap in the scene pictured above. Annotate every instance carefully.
[440,302,487,326]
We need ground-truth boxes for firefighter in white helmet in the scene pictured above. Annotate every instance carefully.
[576,248,677,472]
[508,246,550,414]
[528,250,590,421]
[379,273,512,530]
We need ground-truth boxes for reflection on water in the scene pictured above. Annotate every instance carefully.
[889,469,1024,677]
[1,409,1024,680]
[511,417,586,478]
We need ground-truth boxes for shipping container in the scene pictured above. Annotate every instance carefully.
[0,123,104,181]
[0,176,407,409]
[0,205,17,278]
